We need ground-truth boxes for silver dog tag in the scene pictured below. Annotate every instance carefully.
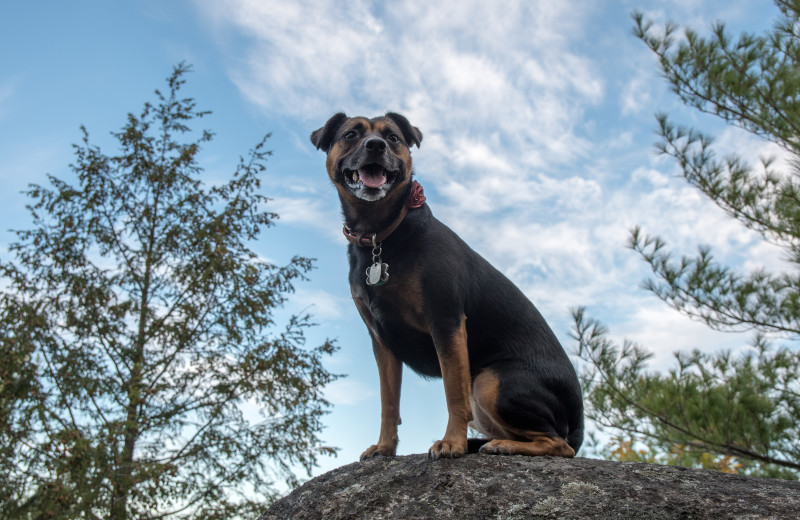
[366,262,389,287]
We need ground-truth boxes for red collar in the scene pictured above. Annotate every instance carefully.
[342,181,426,247]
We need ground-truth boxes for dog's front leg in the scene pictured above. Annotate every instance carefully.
[360,337,403,461]
[429,316,472,460]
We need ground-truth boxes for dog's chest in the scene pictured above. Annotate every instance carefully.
[350,269,441,377]
[350,277,427,335]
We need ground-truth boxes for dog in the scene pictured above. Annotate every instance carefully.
[311,112,583,460]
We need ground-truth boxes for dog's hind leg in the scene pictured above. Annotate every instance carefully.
[479,435,575,457]
[470,369,576,458]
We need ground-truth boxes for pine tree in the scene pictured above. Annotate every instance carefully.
[573,1,800,479]
[0,64,338,519]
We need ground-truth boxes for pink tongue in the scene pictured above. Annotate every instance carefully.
[359,168,386,188]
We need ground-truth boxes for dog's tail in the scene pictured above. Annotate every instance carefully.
[567,422,584,454]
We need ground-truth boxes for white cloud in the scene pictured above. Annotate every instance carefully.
[623,304,752,368]
[324,379,375,406]
[631,167,669,187]
[268,196,338,229]
[289,287,347,321]
[451,137,514,175]
[621,66,655,116]
[713,125,793,172]
[196,0,601,170]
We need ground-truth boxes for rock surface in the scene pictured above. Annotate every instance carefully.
[258,454,800,520]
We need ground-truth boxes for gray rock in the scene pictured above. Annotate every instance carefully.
[258,454,800,520]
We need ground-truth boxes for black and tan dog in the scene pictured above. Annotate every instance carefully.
[311,112,583,460]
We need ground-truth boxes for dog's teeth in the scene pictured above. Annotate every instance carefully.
[352,171,359,183]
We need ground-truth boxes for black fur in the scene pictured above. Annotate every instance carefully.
[310,112,348,152]
[348,204,584,451]
[384,112,423,148]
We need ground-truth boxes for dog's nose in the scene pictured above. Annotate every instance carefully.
[365,138,387,152]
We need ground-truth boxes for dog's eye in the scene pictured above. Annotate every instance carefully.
[343,131,358,140]
[387,134,400,143]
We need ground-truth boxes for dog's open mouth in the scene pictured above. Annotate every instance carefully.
[344,164,395,188]
[342,164,399,201]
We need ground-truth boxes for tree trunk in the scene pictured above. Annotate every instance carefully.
[110,214,157,519]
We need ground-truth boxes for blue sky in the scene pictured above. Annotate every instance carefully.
[1,0,789,481]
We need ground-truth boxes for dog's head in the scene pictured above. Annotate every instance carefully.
[311,113,422,203]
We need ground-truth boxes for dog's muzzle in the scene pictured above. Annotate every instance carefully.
[340,139,401,202]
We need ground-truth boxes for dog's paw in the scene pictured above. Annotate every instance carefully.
[359,443,396,461]
[428,439,467,460]
[478,437,576,457]
[478,439,513,455]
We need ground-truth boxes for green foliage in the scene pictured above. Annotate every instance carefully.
[0,63,339,519]
[633,0,800,152]
[575,2,800,480]
[573,309,800,479]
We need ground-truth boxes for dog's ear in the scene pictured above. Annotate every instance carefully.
[310,112,348,153]
[385,112,423,148]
